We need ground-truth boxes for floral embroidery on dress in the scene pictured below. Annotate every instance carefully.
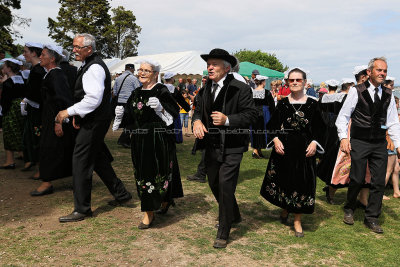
[131,93,148,116]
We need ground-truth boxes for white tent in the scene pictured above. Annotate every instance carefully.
[108,51,205,75]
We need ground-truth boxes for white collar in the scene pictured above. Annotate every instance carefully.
[368,80,382,91]
[212,75,227,88]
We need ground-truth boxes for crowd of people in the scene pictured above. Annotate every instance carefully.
[1,34,400,249]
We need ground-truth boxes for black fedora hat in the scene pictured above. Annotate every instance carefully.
[201,48,237,67]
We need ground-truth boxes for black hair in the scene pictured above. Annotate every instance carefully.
[354,69,368,83]
[4,61,20,74]
[384,79,394,86]
[288,68,307,79]
[341,83,352,92]
[328,85,337,92]
[27,46,43,57]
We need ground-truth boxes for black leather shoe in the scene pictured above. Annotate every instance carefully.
[21,163,36,172]
[138,216,155,230]
[0,163,16,169]
[30,186,54,196]
[213,238,227,248]
[364,220,384,234]
[343,209,354,225]
[155,200,175,214]
[295,231,304,237]
[59,211,92,223]
[108,195,133,206]
[187,174,206,183]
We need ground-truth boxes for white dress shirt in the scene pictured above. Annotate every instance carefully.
[67,63,105,118]
[336,80,400,147]
[212,75,230,126]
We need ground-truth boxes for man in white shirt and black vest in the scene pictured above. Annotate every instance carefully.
[192,48,257,248]
[56,33,132,222]
[336,57,400,233]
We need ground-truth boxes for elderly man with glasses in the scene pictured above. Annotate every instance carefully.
[56,33,132,222]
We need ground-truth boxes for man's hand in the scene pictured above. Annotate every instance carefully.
[54,123,64,137]
[306,142,317,157]
[340,138,351,154]
[211,111,227,126]
[273,137,285,155]
[193,120,208,139]
[56,109,69,124]
[72,116,80,129]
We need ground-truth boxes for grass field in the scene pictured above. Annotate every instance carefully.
[0,130,400,266]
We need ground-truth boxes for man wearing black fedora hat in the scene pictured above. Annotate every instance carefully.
[193,48,257,248]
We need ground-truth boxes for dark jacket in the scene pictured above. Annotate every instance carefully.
[193,74,258,158]
[60,61,78,97]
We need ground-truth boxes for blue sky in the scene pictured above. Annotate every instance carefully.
[14,0,400,83]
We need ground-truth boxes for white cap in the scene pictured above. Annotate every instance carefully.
[340,78,356,85]
[307,78,313,85]
[16,54,25,62]
[386,76,396,81]
[283,70,289,79]
[25,42,43,49]
[135,59,161,72]
[44,44,64,57]
[255,75,268,81]
[0,58,23,65]
[325,79,340,87]
[163,72,176,80]
[352,65,368,75]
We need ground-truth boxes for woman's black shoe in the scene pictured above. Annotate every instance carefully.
[30,185,54,196]
[138,216,155,229]
[0,163,16,169]
[155,200,176,214]
[21,163,36,172]
[252,152,261,159]
[323,186,334,204]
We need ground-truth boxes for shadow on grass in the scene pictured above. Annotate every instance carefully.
[238,168,265,184]
[152,193,212,229]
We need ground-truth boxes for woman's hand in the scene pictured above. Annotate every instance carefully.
[273,137,285,155]
[54,122,64,137]
[306,141,317,157]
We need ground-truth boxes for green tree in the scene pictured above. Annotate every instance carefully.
[105,6,141,59]
[48,0,112,57]
[234,49,288,73]
[0,0,31,56]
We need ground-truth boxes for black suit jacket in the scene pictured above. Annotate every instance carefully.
[193,74,257,157]
[60,61,78,97]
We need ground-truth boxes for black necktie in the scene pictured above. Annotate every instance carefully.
[374,87,380,103]
[211,83,218,101]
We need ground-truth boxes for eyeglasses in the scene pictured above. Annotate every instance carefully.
[137,69,154,74]
[73,45,89,50]
[288,78,304,83]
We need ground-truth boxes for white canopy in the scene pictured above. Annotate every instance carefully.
[108,51,205,75]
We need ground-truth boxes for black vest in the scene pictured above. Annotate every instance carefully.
[74,53,111,123]
[350,81,392,141]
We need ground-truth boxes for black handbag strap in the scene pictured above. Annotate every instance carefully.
[115,73,131,101]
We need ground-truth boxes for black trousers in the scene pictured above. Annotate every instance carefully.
[73,119,131,214]
[205,147,243,240]
[344,138,387,222]
[195,149,207,178]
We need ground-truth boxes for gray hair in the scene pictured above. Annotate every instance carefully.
[223,60,232,70]
[74,33,96,51]
[61,49,70,62]
[232,56,240,72]
[137,59,161,72]
[368,57,387,70]
[44,47,63,65]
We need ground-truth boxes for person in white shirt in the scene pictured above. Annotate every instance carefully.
[336,57,400,234]
[56,33,132,222]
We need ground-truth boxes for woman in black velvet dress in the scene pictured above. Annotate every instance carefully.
[117,60,180,229]
[260,68,325,237]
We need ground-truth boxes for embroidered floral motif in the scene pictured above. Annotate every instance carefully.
[136,172,172,197]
